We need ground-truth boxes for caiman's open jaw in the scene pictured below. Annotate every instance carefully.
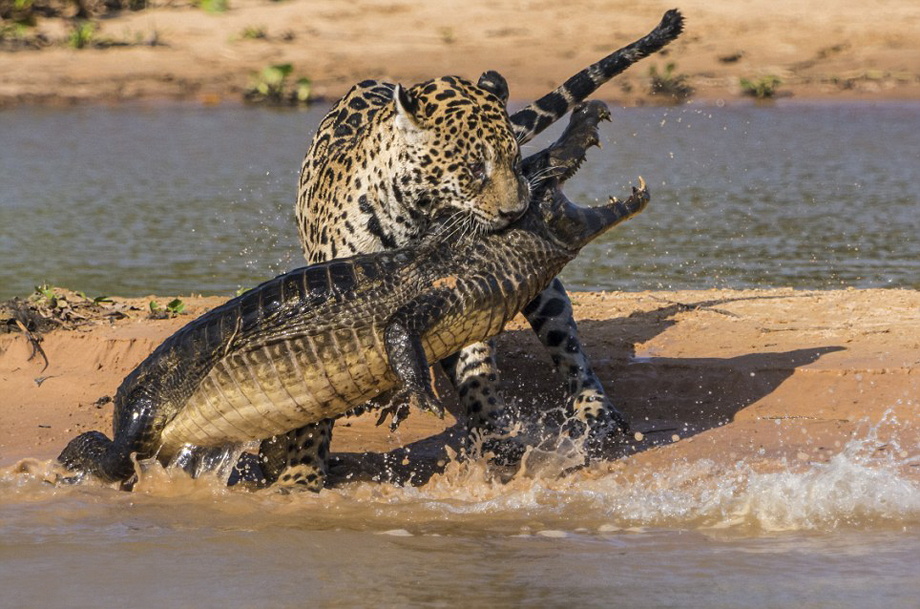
[521,99,611,196]
[548,100,611,184]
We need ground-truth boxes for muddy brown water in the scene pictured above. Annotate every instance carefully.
[2,420,920,607]
[1,102,919,606]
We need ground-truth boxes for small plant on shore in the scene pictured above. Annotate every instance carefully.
[740,75,782,100]
[34,284,57,306]
[67,20,95,49]
[244,63,313,106]
[166,298,185,316]
[148,298,185,318]
[196,0,229,14]
[292,76,312,104]
[239,25,266,40]
[647,62,694,104]
[0,22,27,41]
[2,0,36,27]
[253,63,292,100]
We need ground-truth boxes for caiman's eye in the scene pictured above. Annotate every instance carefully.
[468,161,486,182]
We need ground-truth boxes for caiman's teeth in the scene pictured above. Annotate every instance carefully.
[638,175,646,190]
[596,140,603,150]
[562,156,585,182]
[609,196,619,203]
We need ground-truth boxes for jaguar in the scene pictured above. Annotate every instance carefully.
[261,9,685,489]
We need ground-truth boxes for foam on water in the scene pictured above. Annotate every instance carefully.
[3,416,917,536]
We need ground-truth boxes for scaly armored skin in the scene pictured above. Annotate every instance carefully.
[58,101,650,485]
[275,9,685,488]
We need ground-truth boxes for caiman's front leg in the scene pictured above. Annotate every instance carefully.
[383,303,445,419]
[522,278,628,449]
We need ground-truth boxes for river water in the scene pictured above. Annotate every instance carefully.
[1,102,918,300]
[1,102,919,606]
[2,422,919,607]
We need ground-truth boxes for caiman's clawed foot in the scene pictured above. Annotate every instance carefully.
[549,100,611,179]
[406,387,444,419]
[522,100,612,184]
[375,400,410,432]
[376,386,444,431]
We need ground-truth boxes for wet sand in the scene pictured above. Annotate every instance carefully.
[2,0,920,107]
[2,288,917,484]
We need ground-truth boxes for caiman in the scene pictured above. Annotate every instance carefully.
[58,101,651,485]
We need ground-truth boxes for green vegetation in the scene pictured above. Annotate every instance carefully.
[647,62,694,104]
[251,63,292,99]
[166,298,185,316]
[196,0,229,14]
[239,25,266,40]
[0,22,28,41]
[148,298,185,318]
[67,20,95,49]
[244,63,313,106]
[34,284,57,306]
[2,0,36,27]
[292,77,312,104]
[740,75,782,100]
[73,290,112,305]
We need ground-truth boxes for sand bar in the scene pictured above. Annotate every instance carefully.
[2,288,917,483]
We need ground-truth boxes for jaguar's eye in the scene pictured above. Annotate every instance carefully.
[468,161,486,182]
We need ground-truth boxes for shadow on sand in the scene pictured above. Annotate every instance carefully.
[325,296,844,486]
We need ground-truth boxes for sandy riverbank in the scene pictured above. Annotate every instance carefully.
[2,288,917,485]
[2,0,920,107]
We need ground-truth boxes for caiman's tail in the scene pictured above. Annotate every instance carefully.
[58,431,137,483]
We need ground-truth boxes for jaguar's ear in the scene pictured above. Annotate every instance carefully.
[394,84,424,136]
[477,70,509,104]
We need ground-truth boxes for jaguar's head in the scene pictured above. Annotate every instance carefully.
[392,73,530,231]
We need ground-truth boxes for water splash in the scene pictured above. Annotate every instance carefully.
[3,414,917,535]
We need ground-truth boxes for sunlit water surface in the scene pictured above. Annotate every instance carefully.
[1,102,918,300]
[2,102,919,606]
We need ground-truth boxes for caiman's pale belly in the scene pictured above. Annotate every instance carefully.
[159,328,393,455]
[157,273,527,458]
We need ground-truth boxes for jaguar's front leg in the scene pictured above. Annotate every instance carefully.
[522,277,628,451]
[441,341,525,464]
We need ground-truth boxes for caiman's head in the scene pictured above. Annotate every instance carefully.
[521,100,651,252]
[535,175,649,252]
